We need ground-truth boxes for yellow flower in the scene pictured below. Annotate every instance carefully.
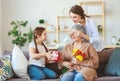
[76,55,83,61]
[72,48,85,61]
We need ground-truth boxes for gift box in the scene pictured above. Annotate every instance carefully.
[51,51,61,62]
[72,48,87,61]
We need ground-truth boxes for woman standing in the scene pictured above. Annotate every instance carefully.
[69,5,104,51]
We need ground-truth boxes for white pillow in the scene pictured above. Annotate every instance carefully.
[12,45,30,79]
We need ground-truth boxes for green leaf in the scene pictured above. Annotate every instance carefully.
[8,20,33,48]
[39,19,44,24]
[20,21,28,27]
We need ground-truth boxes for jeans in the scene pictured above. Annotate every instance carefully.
[60,70,85,81]
[28,65,57,80]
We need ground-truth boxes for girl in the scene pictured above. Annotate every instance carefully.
[27,27,57,80]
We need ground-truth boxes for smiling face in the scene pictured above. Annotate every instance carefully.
[69,23,86,42]
[69,12,82,24]
[69,29,81,42]
[69,5,86,24]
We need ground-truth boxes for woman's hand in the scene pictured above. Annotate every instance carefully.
[71,57,77,64]
[76,31,84,38]
[76,31,90,41]
[68,62,74,69]
[63,61,74,69]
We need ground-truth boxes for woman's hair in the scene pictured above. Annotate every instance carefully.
[72,24,86,34]
[69,5,90,19]
[33,27,48,53]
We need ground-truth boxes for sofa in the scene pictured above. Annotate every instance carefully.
[2,48,120,81]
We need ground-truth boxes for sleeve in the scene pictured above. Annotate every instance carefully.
[28,42,36,54]
[29,42,35,49]
[89,19,101,44]
[80,44,99,69]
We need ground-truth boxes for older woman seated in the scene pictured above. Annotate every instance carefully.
[59,24,99,81]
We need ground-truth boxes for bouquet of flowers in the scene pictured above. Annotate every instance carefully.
[72,48,86,61]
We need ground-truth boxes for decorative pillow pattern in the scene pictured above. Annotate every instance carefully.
[12,45,30,79]
[104,47,120,76]
[0,55,14,81]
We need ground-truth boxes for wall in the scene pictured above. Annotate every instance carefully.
[104,0,120,45]
[1,0,120,53]
[0,0,2,55]
[1,0,82,53]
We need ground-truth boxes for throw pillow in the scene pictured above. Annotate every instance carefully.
[0,55,14,81]
[12,45,30,79]
[104,47,120,76]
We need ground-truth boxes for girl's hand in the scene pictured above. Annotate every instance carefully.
[45,53,52,60]
[48,51,53,53]
[46,60,56,63]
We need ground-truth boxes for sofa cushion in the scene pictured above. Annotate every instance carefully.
[11,45,30,79]
[104,47,120,76]
[97,48,113,65]
[96,48,113,76]
[0,55,14,81]
[3,51,29,61]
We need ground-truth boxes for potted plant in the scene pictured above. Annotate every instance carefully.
[116,39,120,45]
[8,20,33,48]
[97,25,103,36]
[39,19,45,24]
[112,36,117,45]
[39,19,47,27]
